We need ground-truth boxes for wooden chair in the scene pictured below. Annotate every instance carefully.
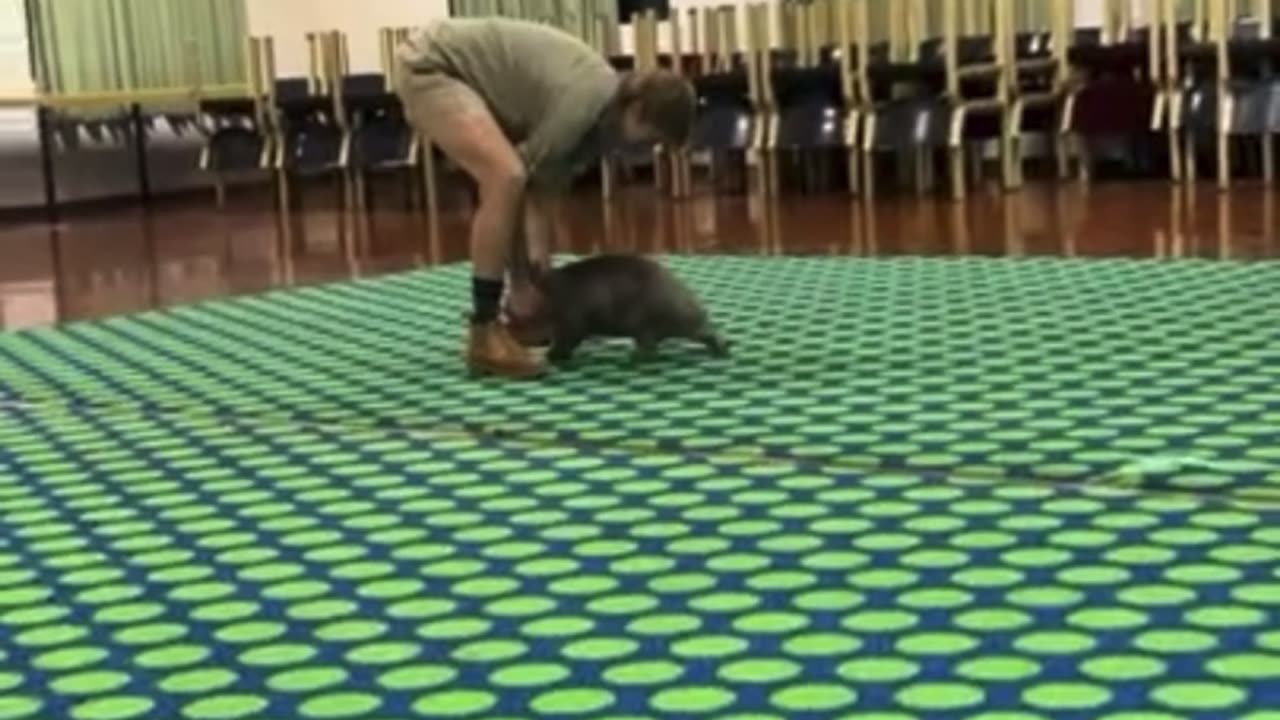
[687,6,761,195]
[197,37,275,212]
[1006,0,1073,186]
[764,0,852,195]
[1179,0,1279,189]
[1061,0,1162,183]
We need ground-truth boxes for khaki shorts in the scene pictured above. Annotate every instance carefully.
[393,24,492,144]
[394,62,490,144]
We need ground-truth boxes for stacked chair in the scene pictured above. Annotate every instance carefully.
[1176,0,1280,188]
[687,5,762,195]
[1007,0,1073,186]
[194,0,1280,271]
[196,37,275,212]
[859,0,1017,200]
[1061,0,1175,182]
[197,29,427,278]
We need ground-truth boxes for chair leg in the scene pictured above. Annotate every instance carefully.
[1075,135,1092,185]
[1167,125,1183,183]
[355,171,373,260]
[1004,102,1024,190]
[275,168,295,286]
[1010,134,1025,189]
[766,148,779,198]
[997,111,1013,191]
[1216,130,1230,191]
[845,112,861,197]
[1056,95,1075,181]
[1166,93,1183,183]
[1181,130,1194,183]
[860,114,876,200]
[919,147,936,193]
[948,109,966,201]
[653,146,670,195]
[341,170,360,273]
[1262,134,1274,186]
[421,144,442,265]
[967,143,984,185]
[894,147,912,190]
[601,156,615,200]
[847,147,860,196]
[1055,131,1071,180]
[861,149,875,201]
[680,150,694,197]
[949,144,966,201]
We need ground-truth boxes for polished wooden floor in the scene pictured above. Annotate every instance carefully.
[0,177,1276,330]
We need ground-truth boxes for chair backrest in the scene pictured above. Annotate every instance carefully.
[690,68,754,150]
[274,78,312,104]
[1073,28,1104,47]
[342,73,389,100]
[1015,31,1051,59]
[771,64,844,108]
[695,71,752,104]
[921,34,995,64]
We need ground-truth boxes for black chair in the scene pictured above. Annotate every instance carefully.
[274,78,344,176]
[264,76,353,258]
[197,97,271,210]
[1178,35,1280,186]
[340,73,424,254]
[1063,39,1160,181]
[689,67,756,193]
[342,73,415,171]
[768,60,849,193]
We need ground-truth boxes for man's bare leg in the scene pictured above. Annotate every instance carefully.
[399,73,545,377]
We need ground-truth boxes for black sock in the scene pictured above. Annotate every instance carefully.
[472,277,504,323]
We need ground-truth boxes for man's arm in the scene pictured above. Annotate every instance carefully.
[525,189,561,266]
[516,67,618,188]
[517,110,593,193]
[507,188,558,281]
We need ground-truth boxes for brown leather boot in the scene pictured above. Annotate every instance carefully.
[466,319,547,379]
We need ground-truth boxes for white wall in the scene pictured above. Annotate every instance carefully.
[0,0,31,94]
[619,0,1114,56]
[246,0,450,78]
[1,0,454,210]
[0,0,41,209]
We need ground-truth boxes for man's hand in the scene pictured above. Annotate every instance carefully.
[505,188,560,321]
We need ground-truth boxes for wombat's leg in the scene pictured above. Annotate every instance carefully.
[547,329,584,366]
[698,331,730,358]
[631,334,661,363]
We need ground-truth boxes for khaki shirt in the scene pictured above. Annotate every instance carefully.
[399,17,620,190]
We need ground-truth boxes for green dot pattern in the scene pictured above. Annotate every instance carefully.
[0,256,1276,717]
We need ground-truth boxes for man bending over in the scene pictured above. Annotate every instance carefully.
[395,17,696,379]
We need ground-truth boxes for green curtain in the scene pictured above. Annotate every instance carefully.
[31,0,247,95]
[452,0,618,52]
[859,0,1058,46]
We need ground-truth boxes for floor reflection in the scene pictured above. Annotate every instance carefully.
[1,177,1276,330]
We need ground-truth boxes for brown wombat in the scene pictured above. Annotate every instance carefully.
[530,254,730,366]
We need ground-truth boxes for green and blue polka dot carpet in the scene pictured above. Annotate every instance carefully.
[0,256,1277,719]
